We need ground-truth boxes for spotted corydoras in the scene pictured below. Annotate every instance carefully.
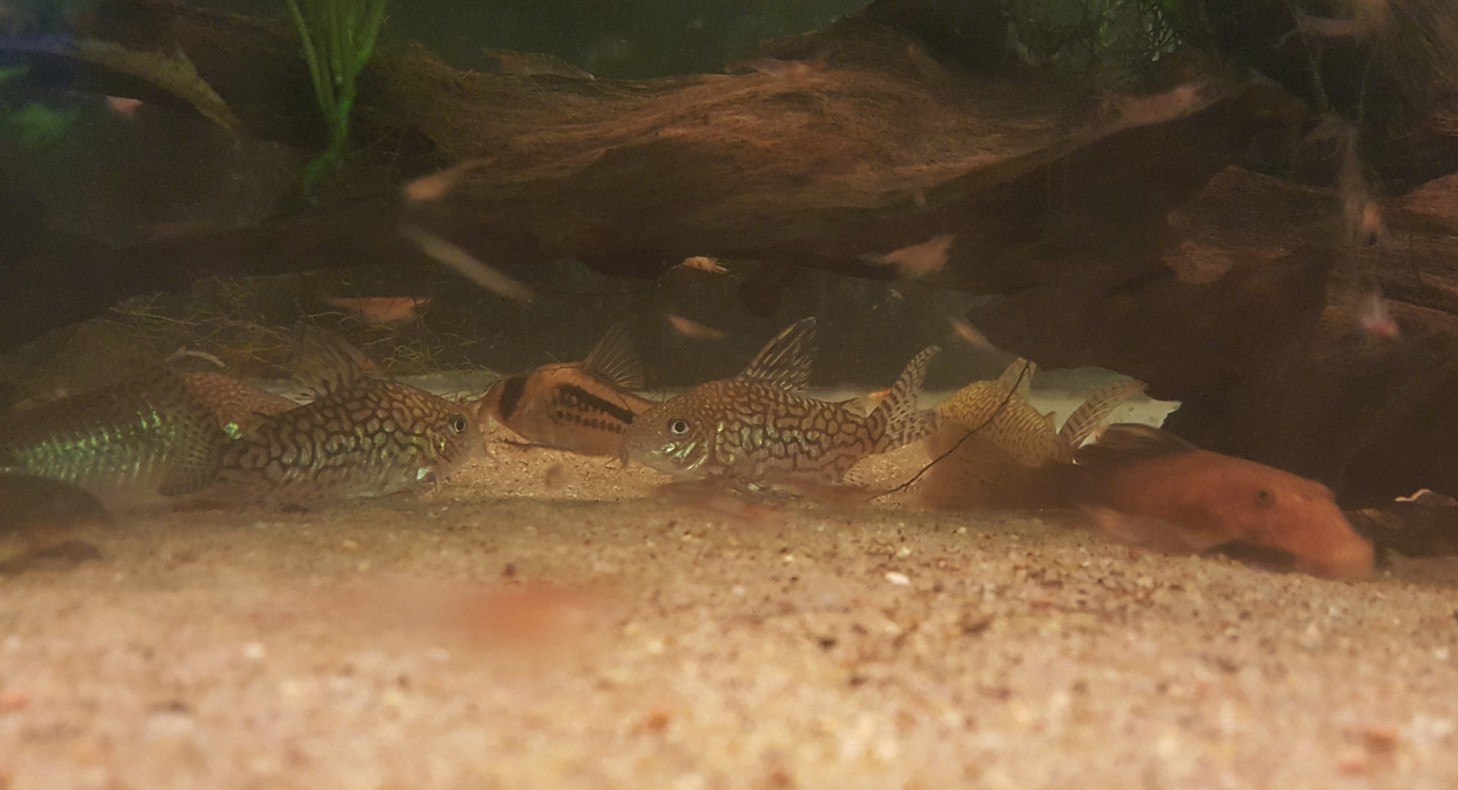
[623,317,941,483]
[472,322,654,457]
[207,331,475,506]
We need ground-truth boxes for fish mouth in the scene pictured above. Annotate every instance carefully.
[1299,534,1375,581]
[627,441,706,478]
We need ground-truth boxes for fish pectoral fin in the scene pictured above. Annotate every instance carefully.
[582,322,646,391]
[1058,379,1148,448]
[736,317,816,391]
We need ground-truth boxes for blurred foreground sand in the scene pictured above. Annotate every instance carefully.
[1,389,1456,789]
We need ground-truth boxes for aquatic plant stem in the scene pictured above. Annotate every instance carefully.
[284,0,389,194]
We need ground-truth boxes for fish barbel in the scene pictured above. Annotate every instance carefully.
[207,330,475,506]
[0,367,228,507]
[623,317,941,483]
[921,359,1146,509]
[473,323,655,457]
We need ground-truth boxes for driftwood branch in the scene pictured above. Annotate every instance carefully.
[970,166,1458,507]
[0,0,1293,347]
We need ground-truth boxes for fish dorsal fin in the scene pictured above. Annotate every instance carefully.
[737,317,816,390]
[1075,423,1197,465]
[582,322,645,390]
[293,328,373,397]
[1059,379,1148,449]
[995,358,1036,398]
[873,345,942,450]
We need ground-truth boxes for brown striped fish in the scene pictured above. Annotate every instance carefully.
[623,317,941,483]
[920,358,1144,509]
[472,323,655,457]
[205,331,476,506]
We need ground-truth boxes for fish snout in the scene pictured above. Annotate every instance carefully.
[1299,531,1375,581]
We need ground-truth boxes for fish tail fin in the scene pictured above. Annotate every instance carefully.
[1057,379,1148,451]
[873,345,941,452]
[144,368,231,497]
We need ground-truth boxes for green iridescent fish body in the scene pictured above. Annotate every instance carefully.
[0,368,227,507]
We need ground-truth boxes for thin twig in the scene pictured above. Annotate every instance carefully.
[866,359,1035,502]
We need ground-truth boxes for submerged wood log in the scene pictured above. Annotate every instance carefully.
[0,0,1295,349]
[970,166,1458,507]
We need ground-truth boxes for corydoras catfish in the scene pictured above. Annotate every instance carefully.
[623,317,940,484]
[472,323,654,457]
[205,330,476,507]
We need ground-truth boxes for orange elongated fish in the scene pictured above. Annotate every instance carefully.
[1057,424,1374,580]
[623,317,941,484]
[472,324,655,457]
[921,359,1145,509]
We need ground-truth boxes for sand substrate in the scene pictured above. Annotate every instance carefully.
[1,434,1457,789]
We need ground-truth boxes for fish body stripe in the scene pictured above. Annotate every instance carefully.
[496,373,529,422]
[555,382,637,425]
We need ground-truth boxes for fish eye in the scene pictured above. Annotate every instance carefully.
[448,415,469,434]
[668,418,691,436]
[1255,489,1274,506]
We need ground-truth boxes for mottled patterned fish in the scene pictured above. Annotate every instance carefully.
[0,367,229,508]
[921,359,1145,509]
[472,323,655,457]
[206,330,476,506]
[623,317,941,483]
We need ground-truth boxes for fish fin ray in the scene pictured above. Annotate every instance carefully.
[582,322,645,391]
[737,317,816,390]
[293,328,373,397]
[1058,380,1148,449]
[873,345,942,451]
[994,358,1036,398]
